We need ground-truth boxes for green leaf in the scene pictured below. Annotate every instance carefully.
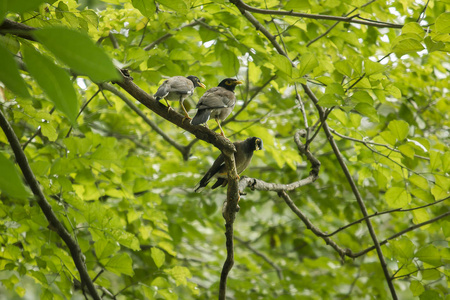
[6,0,46,14]
[435,12,450,34]
[334,60,352,77]
[0,152,31,199]
[298,52,318,77]
[22,45,79,124]
[419,290,440,300]
[112,229,140,251]
[385,187,410,208]
[151,248,165,268]
[0,43,30,98]
[95,240,119,260]
[80,10,99,28]
[156,0,188,13]
[424,36,445,53]
[402,23,425,38]
[379,131,396,146]
[364,59,386,76]
[410,281,424,297]
[429,151,442,172]
[105,253,135,276]
[388,120,409,141]
[220,50,240,77]
[389,238,415,264]
[272,54,292,77]
[317,94,338,108]
[325,83,345,96]
[33,27,120,82]
[408,174,428,190]
[398,144,415,159]
[443,152,450,172]
[351,91,373,104]
[131,0,156,18]
[392,38,425,57]
[166,266,191,286]
[354,103,379,122]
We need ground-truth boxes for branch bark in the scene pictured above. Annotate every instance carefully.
[0,109,101,300]
[101,83,193,160]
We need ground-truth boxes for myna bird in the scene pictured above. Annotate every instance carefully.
[191,78,243,137]
[154,75,206,119]
[194,137,263,192]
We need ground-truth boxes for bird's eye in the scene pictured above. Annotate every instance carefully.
[226,81,231,85]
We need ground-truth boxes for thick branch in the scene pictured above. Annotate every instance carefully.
[101,83,192,160]
[0,109,101,300]
[230,0,403,29]
[114,70,236,154]
[0,19,36,41]
[219,149,240,300]
[304,84,397,299]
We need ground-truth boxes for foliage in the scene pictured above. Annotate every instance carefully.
[0,0,449,299]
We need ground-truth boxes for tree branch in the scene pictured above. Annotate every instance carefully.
[329,127,430,161]
[229,3,397,297]
[101,83,193,160]
[0,109,101,300]
[323,196,450,237]
[230,0,403,29]
[352,211,450,258]
[0,19,36,41]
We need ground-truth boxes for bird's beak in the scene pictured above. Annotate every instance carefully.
[234,80,243,85]
[199,82,206,89]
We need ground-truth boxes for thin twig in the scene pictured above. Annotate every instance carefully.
[352,211,450,258]
[66,89,101,138]
[323,196,450,237]
[235,236,284,280]
[230,0,403,29]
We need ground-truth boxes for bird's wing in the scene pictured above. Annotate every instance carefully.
[168,77,194,94]
[196,87,235,109]
[195,154,226,192]
[154,80,170,99]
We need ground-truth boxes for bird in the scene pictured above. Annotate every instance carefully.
[154,75,206,119]
[191,78,243,137]
[194,137,263,193]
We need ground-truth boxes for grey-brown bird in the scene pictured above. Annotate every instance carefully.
[194,137,263,192]
[191,78,242,137]
[154,75,206,119]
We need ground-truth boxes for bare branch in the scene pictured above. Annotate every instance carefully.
[0,109,101,300]
[238,131,320,192]
[330,127,430,161]
[352,211,450,258]
[324,196,450,237]
[230,0,403,29]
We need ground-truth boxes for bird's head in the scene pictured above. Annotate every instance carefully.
[187,75,206,89]
[249,137,263,151]
[218,78,243,92]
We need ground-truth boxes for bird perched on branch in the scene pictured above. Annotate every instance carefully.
[154,75,206,119]
[194,137,263,193]
[191,78,242,137]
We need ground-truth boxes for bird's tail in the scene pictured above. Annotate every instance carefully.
[191,109,210,125]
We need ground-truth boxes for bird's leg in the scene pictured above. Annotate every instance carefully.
[164,99,173,112]
[215,118,227,138]
[180,97,191,121]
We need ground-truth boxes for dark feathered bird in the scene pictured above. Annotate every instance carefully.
[194,137,263,193]
[191,78,242,137]
[154,75,206,119]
